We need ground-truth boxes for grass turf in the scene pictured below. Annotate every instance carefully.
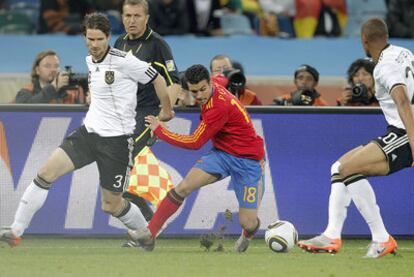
[1,236,414,277]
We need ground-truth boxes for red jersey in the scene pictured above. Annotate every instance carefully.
[154,84,265,160]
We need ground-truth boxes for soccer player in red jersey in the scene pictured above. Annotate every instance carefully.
[129,64,265,252]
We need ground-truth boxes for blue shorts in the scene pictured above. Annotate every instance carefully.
[194,149,264,209]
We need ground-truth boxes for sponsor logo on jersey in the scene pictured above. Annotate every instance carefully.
[105,71,115,84]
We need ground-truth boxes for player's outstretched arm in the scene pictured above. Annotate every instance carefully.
[152,75,174,121]
[145,115,214,150]
[391,85,414,166]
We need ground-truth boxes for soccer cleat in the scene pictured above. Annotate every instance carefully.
[234,234,251,253]
[297,234,342,254]
[122,240,139,248]
[364,236,398,259]
[0,227,22,248]
[128,227,155,251]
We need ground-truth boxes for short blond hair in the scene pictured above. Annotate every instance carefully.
[123,0,149,14]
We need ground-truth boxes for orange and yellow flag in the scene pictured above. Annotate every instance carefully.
[127,146,174,208]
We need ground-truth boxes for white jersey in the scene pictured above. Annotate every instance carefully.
[374,44,414,129]
[84,48,158,136]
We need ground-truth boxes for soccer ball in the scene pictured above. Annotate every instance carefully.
[265,220,298,253]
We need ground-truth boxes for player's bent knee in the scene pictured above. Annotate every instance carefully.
[101,201,122,216]
[338,165,355,179]
[331,161,341,176]
[37,168,58,184]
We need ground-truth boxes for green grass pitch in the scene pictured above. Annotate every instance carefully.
[1,236,414,277]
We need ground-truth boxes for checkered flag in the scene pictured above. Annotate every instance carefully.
[127,146,174,208]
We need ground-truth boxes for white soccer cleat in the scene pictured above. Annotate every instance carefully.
[0,227,21,248]
[298,234,342,254]
[234,233,251,252]
[128,227,155,251]
[364,236,398,258]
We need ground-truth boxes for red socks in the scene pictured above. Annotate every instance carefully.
[242,218,261,239]
[148,189,184,237]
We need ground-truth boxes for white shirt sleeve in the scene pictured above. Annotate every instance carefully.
[124,52,158,85]
[376,59,406,94]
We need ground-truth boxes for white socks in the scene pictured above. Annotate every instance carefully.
[323,161,351,239]
[347,178,389,242]
[323,161,389,242]
[117,202,147,230]
[11,181,49,236]
[323,182,351,239]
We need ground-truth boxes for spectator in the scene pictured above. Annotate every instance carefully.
[210,55,262,105]
[38,0,93,34]
[258,0,295,37]
[337,58,379,106]
[240,0,262,30]
[386,0,414,38]
[343,0,386,37]
[186,0,224,36]
[15,50,86,104]
[274,64,328,106]
[148,0,190,36]
[93,0,123,12]
[294,0,347,38]
[94,0,124,34]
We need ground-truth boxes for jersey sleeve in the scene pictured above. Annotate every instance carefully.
[154,104,228,150]
[124,52,158,85]
[376,59,406,94]
[152,39,180,86]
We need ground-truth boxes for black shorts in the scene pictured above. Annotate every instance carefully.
[60,126,134,192]
[133,106,160,156]
[372,125,413,174]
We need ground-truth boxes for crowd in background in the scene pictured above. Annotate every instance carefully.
[0,0,413,38]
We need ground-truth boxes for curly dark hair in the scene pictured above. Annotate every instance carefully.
[185,64,210,85]
[347,58,375,84]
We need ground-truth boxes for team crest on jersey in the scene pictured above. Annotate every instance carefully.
[105,71,115,84]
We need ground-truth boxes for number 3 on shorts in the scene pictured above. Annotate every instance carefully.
[243,185,257,203]
[113,174,124,188]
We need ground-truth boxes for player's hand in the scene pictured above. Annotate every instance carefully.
[145,115,160,131]
[158,108,175,122]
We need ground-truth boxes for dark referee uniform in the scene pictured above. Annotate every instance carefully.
[114,25,179,149]
[114,25,179,220]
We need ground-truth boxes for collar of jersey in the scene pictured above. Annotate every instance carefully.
[378,43,391,63]
[92,47,110,64]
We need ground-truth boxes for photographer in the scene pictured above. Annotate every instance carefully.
[274,64,327,106]
[210,55,262,106]
[337,58,379,106]
[15,50,86,104]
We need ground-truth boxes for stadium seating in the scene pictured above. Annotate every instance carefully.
[220,13,254,36]
[344,0,387,37]
[0,10,34,34]
[8,0,40,31]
